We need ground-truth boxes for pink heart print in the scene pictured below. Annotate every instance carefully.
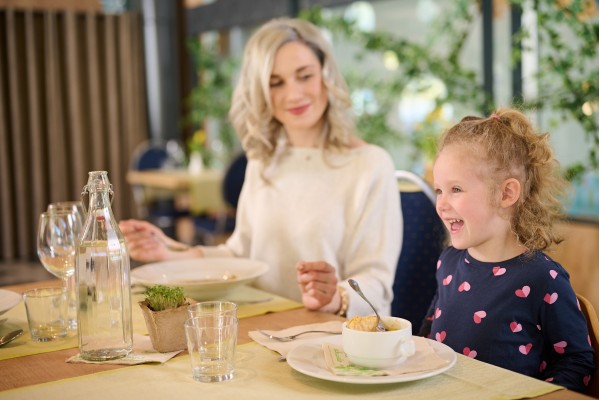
[544,292,558,304]
[464,258,470,264]
[510,321,522,333]
[539,360,547,372]
[519,343,532,355]
[437,260,441,270]
[515,286,530,298]
[473,311,486,324]
[435,331,446,342]
[492,266,506,276]
[442,275,453,286]
[584,375,591,386]
[435,308,442,319]
[458,281,471,292]
[553,341,567,354]
[463,347,477,358]
[549,270,557,279]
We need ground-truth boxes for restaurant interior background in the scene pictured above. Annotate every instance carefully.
[0,0,597,309]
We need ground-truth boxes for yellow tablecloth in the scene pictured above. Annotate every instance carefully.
[0,341,563,400]
[0,286,301,361]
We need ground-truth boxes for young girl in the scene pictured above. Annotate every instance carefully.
[420,108,595,392]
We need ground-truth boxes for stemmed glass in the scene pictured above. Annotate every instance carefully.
[37,208,83,331]
[47,201,85,229]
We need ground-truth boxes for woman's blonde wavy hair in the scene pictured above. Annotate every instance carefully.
[436,108,567,252]
[228,18,355,165]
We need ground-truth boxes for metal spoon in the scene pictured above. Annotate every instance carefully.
[0,329,23,347]
[347,279,386,332]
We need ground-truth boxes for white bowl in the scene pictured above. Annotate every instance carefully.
[342,316,416,369]
[131,258,269,300]
[0,289,21,315]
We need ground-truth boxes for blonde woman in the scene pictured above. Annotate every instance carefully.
[120,18,401,318]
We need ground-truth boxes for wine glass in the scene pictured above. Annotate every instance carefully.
[37,210,82,331]
[47,201,86,330]
[47,201,85,228]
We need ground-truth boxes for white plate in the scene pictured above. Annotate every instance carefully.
[0,289,21,315]
[286,335,456,384]
[131,258,269,300]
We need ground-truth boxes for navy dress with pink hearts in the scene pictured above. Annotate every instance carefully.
[419,247,594,393]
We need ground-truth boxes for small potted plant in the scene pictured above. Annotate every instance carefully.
[139,285,196,352]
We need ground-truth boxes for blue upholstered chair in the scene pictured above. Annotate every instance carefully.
[193,152,247,245]
[392,170,446,334]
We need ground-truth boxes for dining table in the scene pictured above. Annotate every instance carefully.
[126,168,225,215]
[0,279,593,400]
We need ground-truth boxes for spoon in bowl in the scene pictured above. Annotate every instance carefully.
[0,329,23,347]
[347,279,386,332]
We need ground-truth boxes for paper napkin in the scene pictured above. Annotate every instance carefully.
[66,334,182,365]
[248,321,343,357]
[323,336,449,376]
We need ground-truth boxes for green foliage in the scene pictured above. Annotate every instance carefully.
[145,285,186,311]
[184,38,239,168]
[301,0,598,178]
[514,0,598,174]
[300,2,486,163]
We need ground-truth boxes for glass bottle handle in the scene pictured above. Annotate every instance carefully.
[81,184,114,215]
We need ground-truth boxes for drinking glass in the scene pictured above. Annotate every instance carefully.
[37,210,81,331]
[47,201,85,228]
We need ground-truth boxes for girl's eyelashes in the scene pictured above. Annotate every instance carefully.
[452,186,462,193]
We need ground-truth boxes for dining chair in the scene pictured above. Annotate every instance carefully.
[391,170,446,334]
[129,140,187,238]
[576,293,598,398]
[193,152,247,245]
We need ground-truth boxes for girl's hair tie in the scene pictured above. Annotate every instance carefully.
[490,113,501,121]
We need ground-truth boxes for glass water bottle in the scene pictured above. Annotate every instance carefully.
[76,171,133,360]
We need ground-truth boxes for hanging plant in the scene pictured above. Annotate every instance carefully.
[301,0,598,178]
[184,38,239,168]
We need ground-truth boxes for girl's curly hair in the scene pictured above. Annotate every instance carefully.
[437,108,567,251]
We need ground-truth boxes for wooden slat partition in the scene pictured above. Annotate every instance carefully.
[0,8,148,261]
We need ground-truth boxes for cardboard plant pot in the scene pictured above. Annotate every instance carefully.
[139,298,196,353]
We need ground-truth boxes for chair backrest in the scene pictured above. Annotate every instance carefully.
[391,170,446,334]
[577,293,598,397]
[131,140,169,171]
[221,152,247,209]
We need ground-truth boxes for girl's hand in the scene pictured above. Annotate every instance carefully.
[296,261,341,313]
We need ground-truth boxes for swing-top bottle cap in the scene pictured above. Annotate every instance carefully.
[84,171,112,192]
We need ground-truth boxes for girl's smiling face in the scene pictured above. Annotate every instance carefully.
[269,41,328,146]
[433,144,515,261]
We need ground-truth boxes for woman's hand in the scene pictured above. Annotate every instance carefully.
[296,261,341,313]
[119,219,180,262]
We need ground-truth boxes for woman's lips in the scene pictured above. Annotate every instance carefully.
[288,104,310,115]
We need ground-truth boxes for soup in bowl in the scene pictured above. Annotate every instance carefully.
[342,316,415,369]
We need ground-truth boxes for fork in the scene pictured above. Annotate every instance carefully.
[258,329,340,342]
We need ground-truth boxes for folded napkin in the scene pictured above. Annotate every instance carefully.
[66,334,182,365]
[323,336,449,376]
[248,321,343,357]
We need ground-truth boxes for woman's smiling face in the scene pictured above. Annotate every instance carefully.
[269,41,328,144]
